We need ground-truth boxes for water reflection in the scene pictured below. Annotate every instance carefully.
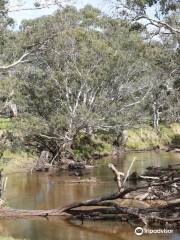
[0,218,176,240]
[0,151,180,240]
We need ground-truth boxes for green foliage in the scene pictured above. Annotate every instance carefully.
[0,150,35,173]
[73,133,112,159]
[126,127,159,149]
[124,0,180,14]
[0,236,26,240]
[126,123,180,149]
[11,5,161,158]
[0,4,180,159]
[0,0,14,54]
[0,118,12,129]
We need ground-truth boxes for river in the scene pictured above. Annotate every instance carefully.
[0,151,180,240]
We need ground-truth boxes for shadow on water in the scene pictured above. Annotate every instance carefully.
[0,151,180,240]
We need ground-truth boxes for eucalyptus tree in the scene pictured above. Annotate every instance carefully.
[113,0,180,127]
[0,0,69,158]
[12,5,163,160]
[114,0,180,36]
[0,0,66,71]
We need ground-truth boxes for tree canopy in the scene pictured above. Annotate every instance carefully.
[0,3,179,161]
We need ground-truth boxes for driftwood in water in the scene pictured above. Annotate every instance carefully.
[127,164,180,181]
[144,165,180,176]
[1,163,180,229]
[108,163,124,191]
[108,158,136,192]
[0,176,180,227]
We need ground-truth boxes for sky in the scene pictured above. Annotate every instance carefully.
[9,0,111,27]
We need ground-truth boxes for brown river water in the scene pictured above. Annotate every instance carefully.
[0,151,180,240]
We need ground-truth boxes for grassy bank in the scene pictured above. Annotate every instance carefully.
[0,118,36,173]
[126,123,180,150]
[74,123,180,156]
[0,118,180,174]
[0,151,36,174]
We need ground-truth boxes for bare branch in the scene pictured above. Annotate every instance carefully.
[108,163,124,192]
[123,157,136,186]
[0,52,30,71]
[118,85,151,113]
[135,15,180,34]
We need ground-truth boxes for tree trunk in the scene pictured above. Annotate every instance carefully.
[153,101,160,129]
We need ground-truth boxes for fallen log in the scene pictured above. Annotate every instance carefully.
[1,177,180,216]
[0,208,62,217]
[1,163,180,229]
[0,199,180,228]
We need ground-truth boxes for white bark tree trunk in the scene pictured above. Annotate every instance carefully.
[153,101,160,129]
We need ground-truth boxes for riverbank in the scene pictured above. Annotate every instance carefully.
[0,123,179,174]
[74,123,180,158]
[0,151,36,174]
[125,123,180,150]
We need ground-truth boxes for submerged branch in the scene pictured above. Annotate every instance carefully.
[0,165,180,228]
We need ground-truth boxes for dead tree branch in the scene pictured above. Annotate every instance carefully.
[108,163,124,191]
[135,15,180,34]
[0,52,30,71]
[0,165,180,229]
